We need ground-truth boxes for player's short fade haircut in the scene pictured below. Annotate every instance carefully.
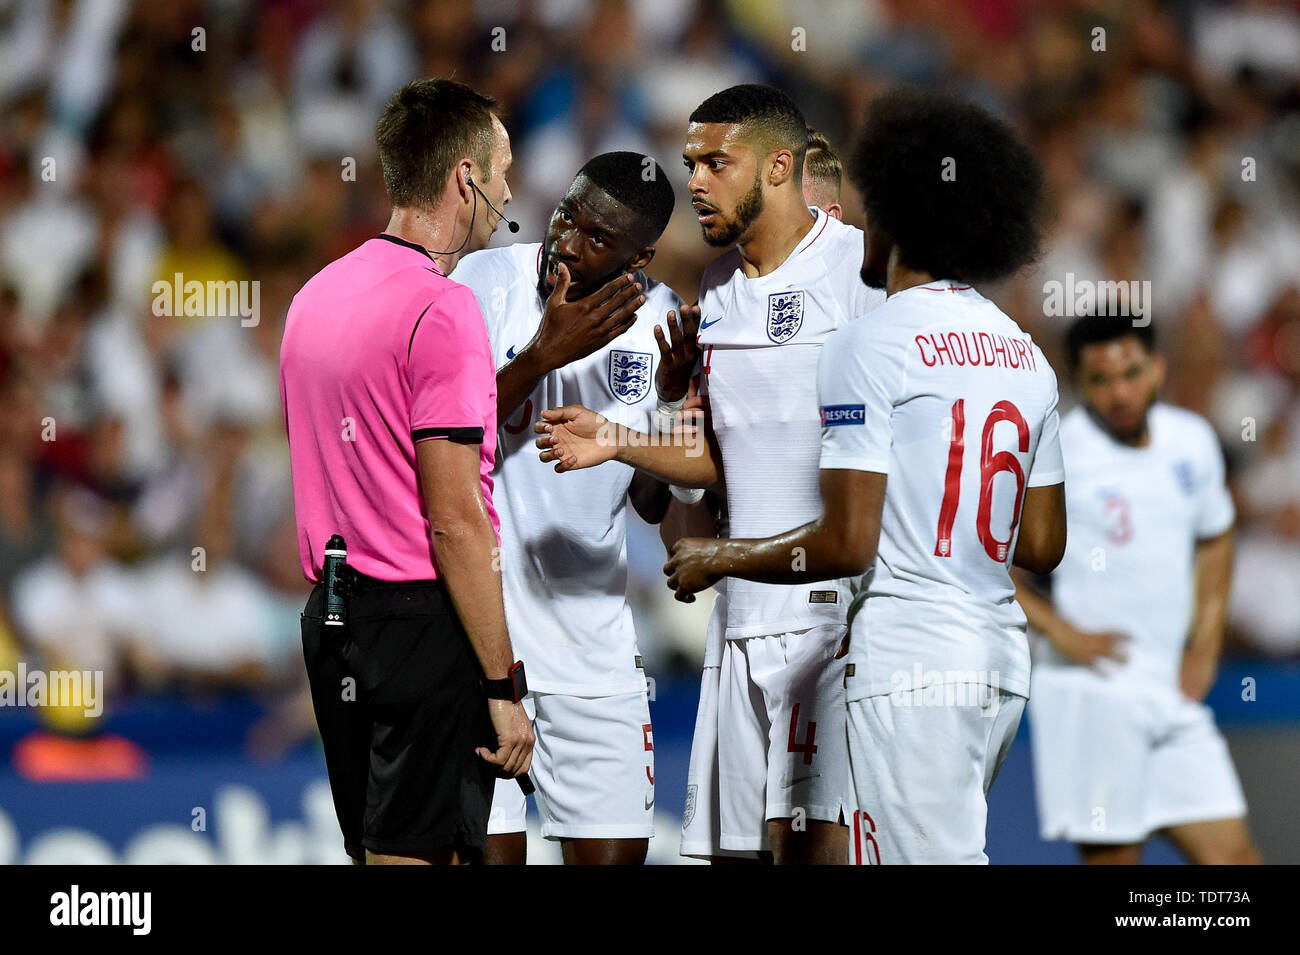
[803,127,842,192]
[689,84,809,177]
[849,87,1044,284]
[375,78,498,208]
[1065,314,1157,371]
[576,152,676,244]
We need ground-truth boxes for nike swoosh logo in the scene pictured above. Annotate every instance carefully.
[699,316,723,330]
[506,345,517,360]
[779,773,822,789]
[644,794,655,810]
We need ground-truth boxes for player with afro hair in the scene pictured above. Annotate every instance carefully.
[850,87,1044,290]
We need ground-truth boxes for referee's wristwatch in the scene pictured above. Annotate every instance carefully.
[484,661,528,703]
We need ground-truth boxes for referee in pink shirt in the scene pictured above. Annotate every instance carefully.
[279,78,533,865]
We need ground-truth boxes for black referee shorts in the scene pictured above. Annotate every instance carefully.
[300,575,496,861]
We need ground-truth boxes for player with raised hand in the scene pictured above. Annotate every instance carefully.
[661,87,1066,864]
[1015,315,1259,865]
[451,152,693,865]
[666,123,850,863]
[538,85,884,865]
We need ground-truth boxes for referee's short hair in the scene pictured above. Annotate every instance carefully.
[376,78,499,208]
[803,127,842,200]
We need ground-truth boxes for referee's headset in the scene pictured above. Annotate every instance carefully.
[466,171,520,233]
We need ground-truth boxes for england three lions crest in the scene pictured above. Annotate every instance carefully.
[609,349,653,404]
[767,290,805,343]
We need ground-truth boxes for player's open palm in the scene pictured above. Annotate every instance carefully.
[1053,626,1129,668]
[535,264,645,367]
[477,699,535,778]
[535,404,615,472]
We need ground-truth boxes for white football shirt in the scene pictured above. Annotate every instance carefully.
[1038,403,1234,687]
[697,207,885,638]
[452,242,682,695]
[819,280,1065,700]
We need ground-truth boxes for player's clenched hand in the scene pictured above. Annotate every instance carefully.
[476,699,534,778]
[1051,626,1129,668]
[654,305,702,402]
[535,404,616,472]
[533,265,645,369]
[664,536,723,602]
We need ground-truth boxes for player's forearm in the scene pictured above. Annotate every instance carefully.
[1185,528,1234,664]
[712,520,870,585]
[429,516,514,680]
[495,346,552,428]
[613,423,720,488]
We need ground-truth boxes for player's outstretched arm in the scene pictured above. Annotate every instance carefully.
[1180,527,1234,701]
[1012,482,1067,575]
[534,404,722,488]
[495,265,645,426]
[663,469,883,601]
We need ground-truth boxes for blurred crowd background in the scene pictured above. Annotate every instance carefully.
[0,0,1297,760]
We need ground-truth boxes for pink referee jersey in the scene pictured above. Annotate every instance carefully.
[280,234,500,583]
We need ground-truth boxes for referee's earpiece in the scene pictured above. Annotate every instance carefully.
[464,169,520,233]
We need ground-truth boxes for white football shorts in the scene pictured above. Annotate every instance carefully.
[488,689,655,840]
[847,684,1025,864]
[714,623,850,853]
[1029,666,1247,845]
[680,593,761,860]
